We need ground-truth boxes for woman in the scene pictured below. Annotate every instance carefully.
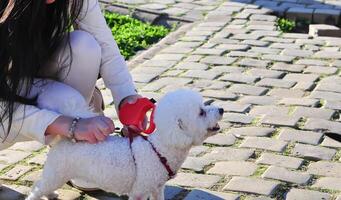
[0,0,142,146]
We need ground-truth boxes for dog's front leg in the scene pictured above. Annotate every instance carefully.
[150,185,165,200]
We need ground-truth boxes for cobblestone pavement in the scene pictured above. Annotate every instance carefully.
[1,0,341,199]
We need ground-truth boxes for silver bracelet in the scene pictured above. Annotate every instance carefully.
[68,117,80,143]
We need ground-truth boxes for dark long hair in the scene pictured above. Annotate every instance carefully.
[0,0,84,141]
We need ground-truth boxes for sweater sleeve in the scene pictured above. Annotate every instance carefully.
[74,0,137,109]
[0,104,61,145]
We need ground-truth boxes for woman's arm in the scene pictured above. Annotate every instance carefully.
[74,0,137,110]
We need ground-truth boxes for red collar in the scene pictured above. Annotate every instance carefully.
[126,129,175,180]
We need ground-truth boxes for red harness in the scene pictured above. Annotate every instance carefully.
[126,128,175,180]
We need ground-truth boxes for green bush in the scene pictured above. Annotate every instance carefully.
[104,12,170,59]
[277,18,296,33]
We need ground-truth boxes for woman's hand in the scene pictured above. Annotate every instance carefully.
[46,116,115,144]
[74,116,115,144]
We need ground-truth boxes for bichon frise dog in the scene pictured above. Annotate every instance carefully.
[26,80,224,200]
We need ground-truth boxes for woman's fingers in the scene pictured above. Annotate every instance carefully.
[94,130,106,141]
[100,116,115,133]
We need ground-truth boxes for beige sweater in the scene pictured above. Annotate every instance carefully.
[0,0,136,147]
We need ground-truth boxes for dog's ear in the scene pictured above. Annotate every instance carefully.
[177,119,187,131]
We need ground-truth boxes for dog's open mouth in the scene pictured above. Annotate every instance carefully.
[208,123,220,132]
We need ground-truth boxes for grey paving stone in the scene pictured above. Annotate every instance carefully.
[223,113,254,124]
[182,70,221,80]
[304,118,341,134]
[153,53,185,61]
[214,101,251,113]
[262,37,294,43]
[216,44,250,51]
[269,88,305,98]
[293,81,316,91]
[193,48,227,56]
[321,137,341,148]
[181,157,211,172]
[0,150,31,165]
[292,107,335,120]
[202,147,254,162]
[292,143,336,161]
[262,54,295,62]
[201,90,237,100]
[296,59,329,66]
[262,166,311,185]
[223,177,280,196]
[325,100,341,111]
[138,3,167,10]
[296,39,325,46]
[309,91,341,102]
[282,49,313,57]
[313,177,341,191]
[141,59,177,69]
[250,14,276,21]
[8,141,44,152]
[256,78,296,89]
[305,66,338,75]
[184,55,203,62]
[189,146,209,157]
[284,73,320,83]
[161,46,193,54]
[55,189,82,200]
[204,133,236,146]
[142,77,192,91]
[250,47,281,54]
[228,51,260,58]
[184,189,240,200]
[285,188,331,200]
[168,173,221,189]
[249,105,289,117]
[28,153,47,165]
[228,127,275,137]
[257,153,303,169]
[175,62,208,70]
[21,170,42,182]
[308,161,341,178]
[240,137,288,152]
[278,128,323,145]
[272,63,305,73]
[220,74,260,84]
[0,165,33,181]
[242,39,270,47]
[228,84,268,96]
[238,58,270,68]
[207,161,258,176]
[261,115,300,127]
[248,69,284,78]
[270,43,301,49]
[314,50,341,59]
[316,83,341,93]
[239,95,278,105]
[201,56,237,65]
[278,98,318,107]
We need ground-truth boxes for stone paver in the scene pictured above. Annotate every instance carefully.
[207,161,258,176]
[257,153,304,169]
[4,0,341,199]
[262,166,311,185]
[224,177,280,196]
[285,189,331,200]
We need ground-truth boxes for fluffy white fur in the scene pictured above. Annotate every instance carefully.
[25,80,223,200]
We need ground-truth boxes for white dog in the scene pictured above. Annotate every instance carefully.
[25,80,223,200]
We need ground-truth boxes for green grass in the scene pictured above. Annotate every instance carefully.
[277,18,296,33]
[104,12,170,59]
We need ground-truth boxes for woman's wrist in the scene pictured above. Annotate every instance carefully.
[45,116,74,137]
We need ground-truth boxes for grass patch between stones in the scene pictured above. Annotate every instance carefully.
[104,12,170,59]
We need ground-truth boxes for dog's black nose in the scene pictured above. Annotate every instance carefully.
[219,108,224,115]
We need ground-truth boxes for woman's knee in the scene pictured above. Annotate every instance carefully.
[69,30,101,65]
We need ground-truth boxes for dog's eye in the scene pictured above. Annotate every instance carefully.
[199,108,206,117]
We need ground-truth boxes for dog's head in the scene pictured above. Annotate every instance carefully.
[153,89,223,148]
